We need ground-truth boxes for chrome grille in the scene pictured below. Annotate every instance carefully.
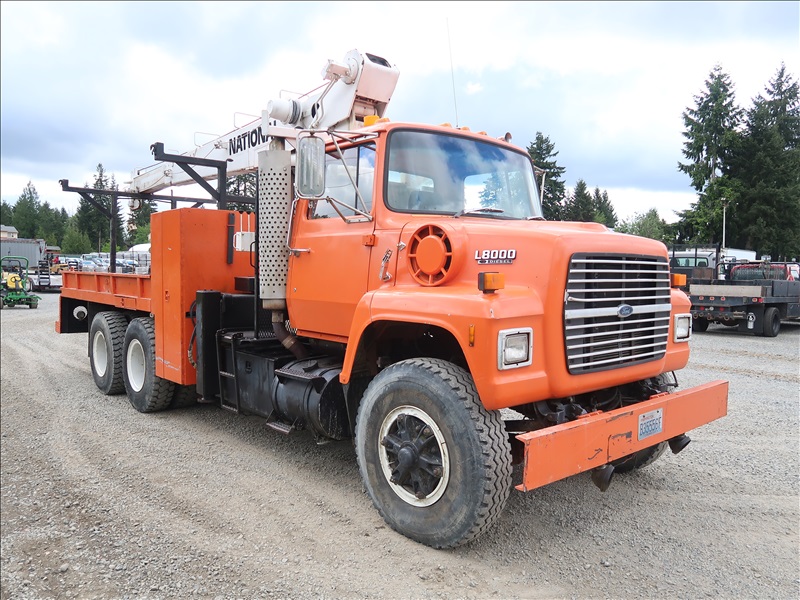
[564,253,671,374]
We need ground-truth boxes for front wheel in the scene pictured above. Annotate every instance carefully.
[123,317,175,413]
[611,373,673,474]
[355,358,511,548]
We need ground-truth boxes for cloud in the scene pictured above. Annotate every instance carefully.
[1,0,797,220]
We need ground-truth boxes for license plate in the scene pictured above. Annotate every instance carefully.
[638,408,663,441]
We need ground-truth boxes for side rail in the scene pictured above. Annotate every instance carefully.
[57,271,152,333]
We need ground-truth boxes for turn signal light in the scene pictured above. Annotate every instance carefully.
[478,272,505,294]
[671,273,687,288]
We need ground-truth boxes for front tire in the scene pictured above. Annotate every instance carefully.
[355,358,511,548]
[89,311,128,395]
[612,374,673,474]
[123,317,175,413]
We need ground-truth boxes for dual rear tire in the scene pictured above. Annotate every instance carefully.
[123,317,175,412]
[89,312,177,412]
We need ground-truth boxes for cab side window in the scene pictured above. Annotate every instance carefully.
[310,144,376,219]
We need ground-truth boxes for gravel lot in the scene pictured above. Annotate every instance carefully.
[2,293,798,599]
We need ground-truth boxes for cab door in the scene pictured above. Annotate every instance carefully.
[287,144,376,340]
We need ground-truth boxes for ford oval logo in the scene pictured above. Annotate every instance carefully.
[617,304,634,318]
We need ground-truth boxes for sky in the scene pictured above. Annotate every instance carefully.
[1,1,798,225]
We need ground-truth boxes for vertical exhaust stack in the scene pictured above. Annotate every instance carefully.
[257,147,292,311]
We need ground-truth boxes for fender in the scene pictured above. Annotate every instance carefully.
[339,285,552,408]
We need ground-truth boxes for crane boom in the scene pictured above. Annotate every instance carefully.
[129,50,399,194]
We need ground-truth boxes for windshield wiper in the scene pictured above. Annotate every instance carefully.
[454,207,505,218]
[526,215,546,221]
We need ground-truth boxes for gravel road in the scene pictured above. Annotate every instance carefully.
[2,294,798,599]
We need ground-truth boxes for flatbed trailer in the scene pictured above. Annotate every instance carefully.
[690,278,800,336]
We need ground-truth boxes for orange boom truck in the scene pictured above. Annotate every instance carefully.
[57,50,728,548]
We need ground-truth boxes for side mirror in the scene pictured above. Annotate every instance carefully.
[296,135,326,198]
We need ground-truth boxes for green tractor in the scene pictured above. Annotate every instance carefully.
[1,256,41,309]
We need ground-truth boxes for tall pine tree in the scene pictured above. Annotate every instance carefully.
[11,182,41,239]
[75,164,125,251]
[527,133,566,220]
[677,65,742,244]
[728,64,800,258]
[0,199,13,226]
[564,180,595,222]
[592,187,617,228]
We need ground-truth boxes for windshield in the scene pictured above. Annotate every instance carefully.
[384,129,543,219]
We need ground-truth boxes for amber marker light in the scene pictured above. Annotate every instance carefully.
[478,272,505,294]
[671,273,687,288]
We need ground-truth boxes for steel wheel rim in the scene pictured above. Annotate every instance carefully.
[126,339,146,393]
[92,331,108,377]
[378,405,450,507]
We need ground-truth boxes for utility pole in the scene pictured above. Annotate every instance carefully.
[721,198,728,250]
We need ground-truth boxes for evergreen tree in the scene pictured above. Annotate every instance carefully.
[0,199,13,226]
[677,65,742,244]
[678,65,742,191]
[129,223,151,246]
[11,182,41,238]
[227,173,257,212]
[128,198,157,248]
[34,201,69,247]
[527,133,566,220]
[728,64,800,258]
[592,187,617,227]
[564,179,594,222]
[75,164,126,251]
[61,221,93,254]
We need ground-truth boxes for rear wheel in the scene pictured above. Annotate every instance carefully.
[123,317,175,413]
[89,311,128,395]
[693,317,709,333]
[762,307,780,337]
[355,358,511,548]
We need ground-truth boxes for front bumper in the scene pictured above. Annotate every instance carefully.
[515,380,729,491]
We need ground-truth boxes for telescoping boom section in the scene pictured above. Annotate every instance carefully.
[57,48,728,549]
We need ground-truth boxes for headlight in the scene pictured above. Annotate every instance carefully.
[674,313,692,342]
[498,328,533,369]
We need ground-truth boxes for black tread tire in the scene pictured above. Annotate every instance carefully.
[123,317,175,413]
[612,374,672,474]
[89,311,128,395]
[171,384,198,409]
[355,357,512,549]
[763,307,780,338]
[29,301,38,309]
[693,317,709,333]
[612,442,668,474]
